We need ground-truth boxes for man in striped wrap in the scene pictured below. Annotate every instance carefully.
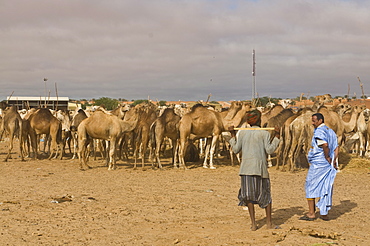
[228,109,281,231]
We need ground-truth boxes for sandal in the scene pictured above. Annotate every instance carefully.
[299,215,316,221]
[319,216,330,221]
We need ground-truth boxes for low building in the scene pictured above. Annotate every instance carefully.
[6,96,69,110]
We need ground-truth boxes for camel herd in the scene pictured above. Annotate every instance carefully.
[0,99,369,171]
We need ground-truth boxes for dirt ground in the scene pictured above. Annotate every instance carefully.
[0,140,369,246]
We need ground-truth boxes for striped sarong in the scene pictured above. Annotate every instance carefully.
[238,175,272,208]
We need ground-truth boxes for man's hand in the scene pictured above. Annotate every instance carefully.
[332,159,338,170]
[274,126,281,139]
[228,126,236,137]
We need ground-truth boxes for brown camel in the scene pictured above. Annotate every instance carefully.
[220,102,252,166]
[70,109,88,159]
[111,104,131,120]
[261,104,284,127]
[265,108,295,167]
[0,105,25,161]
[220,101,243,120]
[178,104,224,169]
[28,108,62,160]
[317,106,345,145]
[77,108,136,170]
[285,108,315,171]
[353,106,369,156]
[150,107,181,169]
[55,109,72,157]
[129,102,158,170]
[276,112,300,170]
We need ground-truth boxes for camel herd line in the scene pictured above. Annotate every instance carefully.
[0,99,367,171]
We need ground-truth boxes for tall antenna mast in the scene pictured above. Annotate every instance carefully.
[357,76,365,99]
[252,49,256,101]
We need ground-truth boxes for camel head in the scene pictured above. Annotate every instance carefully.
[334,103,352,116]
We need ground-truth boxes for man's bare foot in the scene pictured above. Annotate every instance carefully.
[251,224,258,231]
[266,223,281,229]
[305,213,316,219]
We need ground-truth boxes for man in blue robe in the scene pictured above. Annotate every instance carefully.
[300,113,338,221]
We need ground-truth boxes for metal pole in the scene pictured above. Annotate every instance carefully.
[252,49,256,101]
[44,78,48,108]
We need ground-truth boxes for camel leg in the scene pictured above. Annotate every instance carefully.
[77,128,91,170]
[208,136,218,170]
[172,139,179,168]
[203,141,211,168]
[4,134,15,162]
[108,140,117,170]
[72,133,78,159]
[155,141,163,169]
[178,139,188,170]
[133,141,140,169]
[48,138,56,160]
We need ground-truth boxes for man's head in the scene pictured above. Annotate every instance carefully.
[312,113,324,128]
[246,109,261,126]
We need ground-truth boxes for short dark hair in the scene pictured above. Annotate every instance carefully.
[312,113,324,123]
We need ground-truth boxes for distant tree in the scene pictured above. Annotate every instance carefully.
[293,95,307,101]
[94,97,119,110]
[132,99,149,106]
[158,100,167,106]
[210,101,220,104]
[256,96,281,107]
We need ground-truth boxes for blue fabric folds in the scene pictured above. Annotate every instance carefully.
[306,124,338,215]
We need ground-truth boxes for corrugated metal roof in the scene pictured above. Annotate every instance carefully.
[7,96,69,101]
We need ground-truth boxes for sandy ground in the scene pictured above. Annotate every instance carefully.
[0,140,370,246]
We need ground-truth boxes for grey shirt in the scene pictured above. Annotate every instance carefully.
[229,126,280,178]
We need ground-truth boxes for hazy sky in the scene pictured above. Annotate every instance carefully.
[1,0,369,102]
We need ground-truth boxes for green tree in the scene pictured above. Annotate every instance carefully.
[94,97,119,110]
[158,100,167,106]
[256,96,281,107]
[132,99,149,107]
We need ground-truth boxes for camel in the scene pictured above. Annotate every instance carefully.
[220,101,243,120]
[0,105,25,161]
[334,103,352,120]
[111,104,131,120]
[77,109,137,170]
[28,108,62,160]
[128,102,157,169]
[220,102,252,166]
[70,109,88,159]
[285,109,314,171]
[150,107,181,169]
[178,104,224,169]
[354,106,369,156]
[54,109,72,156]
[282,103,355,172]
[265,108,295,167]
[261,104,284,127]
[317,106,345,145]
[314,94,331,102]
[276,112,300,170]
